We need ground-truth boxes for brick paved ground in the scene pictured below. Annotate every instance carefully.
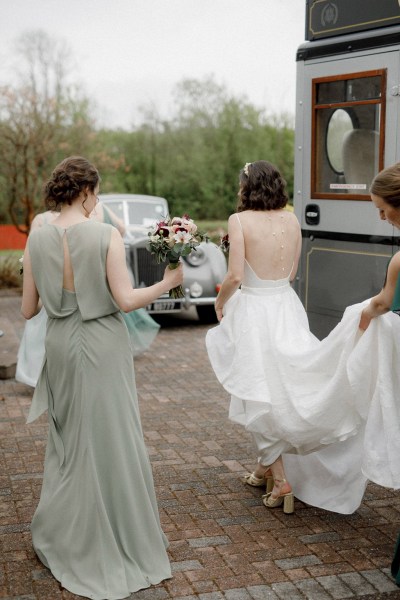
[1,294,400,600]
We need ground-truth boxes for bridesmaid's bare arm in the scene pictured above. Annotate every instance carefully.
[21,247,40,319]
[106,228,183,311]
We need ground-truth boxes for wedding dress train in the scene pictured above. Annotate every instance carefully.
[206,261,400,514]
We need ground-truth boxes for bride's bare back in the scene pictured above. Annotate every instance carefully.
[237,209,301,281]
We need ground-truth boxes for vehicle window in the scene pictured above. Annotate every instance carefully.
[127,202,166,226]
[311,70,386,200]
[103,202,124,220]
[326,109,353,174]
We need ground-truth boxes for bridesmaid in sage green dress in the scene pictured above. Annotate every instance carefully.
[21,156,183,600]
[17,205,159,389]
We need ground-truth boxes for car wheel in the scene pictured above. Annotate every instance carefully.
[196,305,218,324]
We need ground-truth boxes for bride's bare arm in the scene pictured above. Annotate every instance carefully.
[290,220,302,282]
[106,228,183,311]
[214,214,244,320]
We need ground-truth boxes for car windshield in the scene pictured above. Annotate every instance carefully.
[102,202,124,220]
[127,201,166,226]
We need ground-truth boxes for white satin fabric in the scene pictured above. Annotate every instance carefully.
[206,262,400,514]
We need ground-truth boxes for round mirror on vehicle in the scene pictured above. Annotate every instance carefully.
[326,109,354,174]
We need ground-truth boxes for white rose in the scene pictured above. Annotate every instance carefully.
[173,231,192,244]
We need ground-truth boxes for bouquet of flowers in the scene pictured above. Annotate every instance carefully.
[148,214,208,298]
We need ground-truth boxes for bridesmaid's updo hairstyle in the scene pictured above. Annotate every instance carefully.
[44,156,100,210]
[370,162,400,208]
[237,160,288,212]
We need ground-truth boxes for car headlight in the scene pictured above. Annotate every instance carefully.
[184,247,206,267]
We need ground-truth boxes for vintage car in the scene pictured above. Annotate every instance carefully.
[99,194,227,323]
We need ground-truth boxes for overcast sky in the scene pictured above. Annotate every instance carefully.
[1,0,306,129]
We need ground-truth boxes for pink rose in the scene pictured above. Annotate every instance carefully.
[182,219,197,234]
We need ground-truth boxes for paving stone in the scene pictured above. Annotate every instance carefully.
[316,575,355,598]
[275,555,322,570]
[360,569,399,593]
[356,595,400,600]
[188,536,231,548]
[171,560,203,572]
[130,588,169,599]
[0,597,36,600]
[271,581,305,599]
[247,585,279,599]
[216,516,256,526]
[0,523,31,534]
[296,578,336,598]
[224,589,253,600]
[338,572,377,596]
[31,570,53,581]
[300,532,341,544]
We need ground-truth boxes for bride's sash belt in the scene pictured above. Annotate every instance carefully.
[241,282,290,296]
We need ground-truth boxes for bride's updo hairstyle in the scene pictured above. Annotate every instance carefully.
[370,162,400,208]
[44,156,100,211]
[237,160,288,212]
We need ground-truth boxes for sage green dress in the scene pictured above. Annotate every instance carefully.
[27,221,171,600]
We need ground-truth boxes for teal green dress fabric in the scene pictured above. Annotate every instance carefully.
[392,533,400,586]
[391,272,400,313]
[392,273,400,586]
[26,221,171,600]
[102,205,160,356]
[122,309,160,357]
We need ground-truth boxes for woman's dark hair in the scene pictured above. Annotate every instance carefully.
[236,160,288,212]
[44,156,100,210]
[370,162,400,208]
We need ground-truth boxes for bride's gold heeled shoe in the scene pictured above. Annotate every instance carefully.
[242,470,274,494]
[262,478,294,514]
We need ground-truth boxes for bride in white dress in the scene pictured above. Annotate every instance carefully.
[206,160,400,515]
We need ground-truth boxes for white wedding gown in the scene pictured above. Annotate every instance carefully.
[206,260,400,514]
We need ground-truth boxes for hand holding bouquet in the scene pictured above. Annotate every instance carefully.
[148,215,208,298]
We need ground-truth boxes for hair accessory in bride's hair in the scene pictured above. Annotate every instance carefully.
[243,162,252,176]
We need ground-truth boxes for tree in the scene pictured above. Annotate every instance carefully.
[0,30,96,233]
[93,76,295,221]
[148,76,294,219]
